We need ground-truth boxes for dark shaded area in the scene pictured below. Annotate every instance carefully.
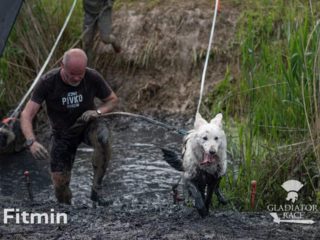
[0,0,24,57]
[0,150,51,197]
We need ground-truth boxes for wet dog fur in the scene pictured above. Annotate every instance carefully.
[0,118,25,154]
[162,113,228,217]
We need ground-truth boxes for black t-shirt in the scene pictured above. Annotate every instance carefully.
[31,67,112,131]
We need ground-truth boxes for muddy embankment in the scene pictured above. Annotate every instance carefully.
[1,1,320,240]
[95,0,239,115]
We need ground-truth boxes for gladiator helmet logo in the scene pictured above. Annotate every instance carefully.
[281,180,304,203]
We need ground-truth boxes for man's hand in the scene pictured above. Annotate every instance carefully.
[30,141,49,160]
[80,110,99,122]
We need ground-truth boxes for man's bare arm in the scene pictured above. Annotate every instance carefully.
[98,91,119,114]
[80,91,119,122]
[21,100,49,159]
[20,100,41,140]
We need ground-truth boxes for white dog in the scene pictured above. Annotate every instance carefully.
[162,113,228,217]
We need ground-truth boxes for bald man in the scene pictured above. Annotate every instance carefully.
[21,48,118,205]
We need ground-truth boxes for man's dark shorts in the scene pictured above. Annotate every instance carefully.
[50,119,109,172]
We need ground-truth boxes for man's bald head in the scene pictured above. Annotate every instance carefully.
[62,48,88,68]
[61,48,88,87]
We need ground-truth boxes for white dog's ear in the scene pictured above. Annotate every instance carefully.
[194,112,208,129]
[210,113,223,128]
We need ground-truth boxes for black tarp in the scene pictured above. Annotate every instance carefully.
[0,0,24,57]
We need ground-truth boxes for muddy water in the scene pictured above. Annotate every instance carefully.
[0,151,51,199]
[1,117,320,240]
[72,118,184,209]
[0,117,185,209]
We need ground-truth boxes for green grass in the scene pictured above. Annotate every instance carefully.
[0,0,166,113]
[0,0,84,113]
[207,0,320,210]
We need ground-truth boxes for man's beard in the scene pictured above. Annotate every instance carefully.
[68,81,81,87]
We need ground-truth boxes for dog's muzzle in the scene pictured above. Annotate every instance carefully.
[200,151,219,165]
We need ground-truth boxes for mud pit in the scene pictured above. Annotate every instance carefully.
[0,117,320,239]
[1,1,320,239]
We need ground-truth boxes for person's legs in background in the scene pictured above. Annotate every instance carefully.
[83,12,98,65]
[98,4,121,53]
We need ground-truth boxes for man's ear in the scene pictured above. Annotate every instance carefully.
[194,112,208,129]
[210,113,223,128]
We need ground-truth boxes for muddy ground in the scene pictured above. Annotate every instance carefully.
[1,117,320,240]
[94,0,239,115]
[1,202,320,240]
[1,1,320,239]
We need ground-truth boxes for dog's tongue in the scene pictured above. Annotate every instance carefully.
[201,153,215,165]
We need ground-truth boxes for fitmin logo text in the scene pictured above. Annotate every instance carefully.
[2,208,68,224]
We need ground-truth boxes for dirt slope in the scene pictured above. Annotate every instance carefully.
[94,0,239,115]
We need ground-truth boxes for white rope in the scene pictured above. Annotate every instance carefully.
[196,0,220,114]
[10,0,78,119]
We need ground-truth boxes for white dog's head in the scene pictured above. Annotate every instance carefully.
[192,112,226,166]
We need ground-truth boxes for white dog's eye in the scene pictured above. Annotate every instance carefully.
[214,137,219,141]
[203,136,208,141]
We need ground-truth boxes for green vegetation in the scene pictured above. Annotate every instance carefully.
[0,0,163,114]
[0,0,83,113]
[208,0,320,210]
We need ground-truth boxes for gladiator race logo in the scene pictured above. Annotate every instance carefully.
[281,180,303,203]
[267,180,317,224]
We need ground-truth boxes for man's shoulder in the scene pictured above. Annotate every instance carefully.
[32,68,61,102]
[41,68,61,82]
[84,68,112,95]
[85,67,104,80]
[86,67,99,74]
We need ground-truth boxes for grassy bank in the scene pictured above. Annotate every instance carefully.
[0,0,180,114]
[0,0,83,114]
[208,0,320,210]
